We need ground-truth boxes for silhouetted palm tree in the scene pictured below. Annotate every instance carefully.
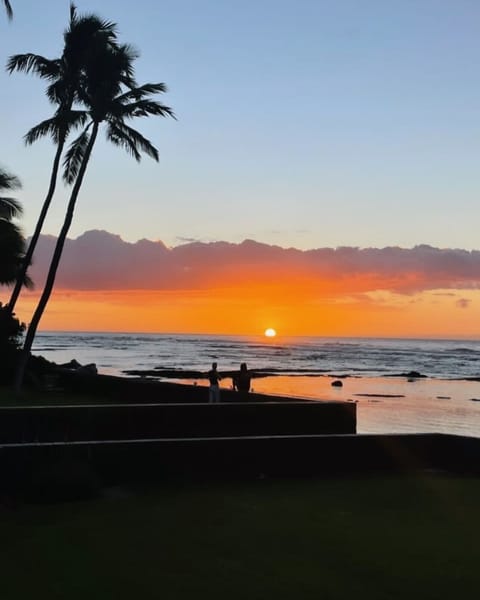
[14,42,174,391]
[3,0,12,20]
[0,167,28,287]
[5,3,119,314]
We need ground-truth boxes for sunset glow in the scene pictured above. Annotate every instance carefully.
[14,284,480,339]
[10,231,480,338]
[265,328,277,337]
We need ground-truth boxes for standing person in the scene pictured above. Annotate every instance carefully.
[208,362,221,403]
[233,362,251,393]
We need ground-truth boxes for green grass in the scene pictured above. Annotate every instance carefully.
[1,475,479,599]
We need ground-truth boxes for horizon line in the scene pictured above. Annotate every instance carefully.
[35,330,480,343]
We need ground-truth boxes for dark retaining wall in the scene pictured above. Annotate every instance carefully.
[0,400,356,443]
[1,434,480,498]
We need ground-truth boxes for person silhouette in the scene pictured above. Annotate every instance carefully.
[207,362,221,402]
[233,362,251,393]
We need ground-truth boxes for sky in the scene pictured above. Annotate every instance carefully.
[2,1,480,337]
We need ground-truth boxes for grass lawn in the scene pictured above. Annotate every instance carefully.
[1,474,479,599]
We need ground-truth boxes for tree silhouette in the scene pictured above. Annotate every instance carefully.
[14,41,174,392]
[0,167,30,287]
[6,3,119,314]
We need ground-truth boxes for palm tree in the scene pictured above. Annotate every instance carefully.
[0,167,28,287]
[5,3,119,314]
[14,43,174,392]
[3,0,12,20]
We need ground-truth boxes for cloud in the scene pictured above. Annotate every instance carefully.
[27,230,480,294]
[175,236,203,244]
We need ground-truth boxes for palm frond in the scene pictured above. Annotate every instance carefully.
[63,127,91,184]
[24,117,62,145]
[0,169,21,191]
[46,77,70,106]
[24,111,89,145]
[62,109,90,133]
[3,0,13,20]
[0,197,22,220]
[6,53,60,80]
[111,43,139,85]
[106,122,141,161]
[65,11,117,45]
[70,3,77,22]
[113,98,175,120]
[115,82,169,103]
[106,120,159,162]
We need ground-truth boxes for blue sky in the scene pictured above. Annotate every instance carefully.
[1,0,480,250]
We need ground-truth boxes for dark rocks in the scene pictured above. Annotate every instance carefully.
[390,371,427,379]
[77,363,98,375]
[58,359,82,370]
[331,380,343,387]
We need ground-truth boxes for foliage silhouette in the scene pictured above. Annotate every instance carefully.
[0,167,30,288]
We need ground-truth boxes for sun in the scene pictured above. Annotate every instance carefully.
[264,328,277,338]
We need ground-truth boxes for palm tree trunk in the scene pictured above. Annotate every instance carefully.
[14,122,100,394]
[7,139,65,314]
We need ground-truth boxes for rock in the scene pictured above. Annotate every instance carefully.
[406,371,426,379]
[331,380,343,387]
[59,359,82,369]
[391,371,427,379]
[77,363,98,376]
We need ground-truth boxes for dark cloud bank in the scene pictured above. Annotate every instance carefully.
[28,230,480,294]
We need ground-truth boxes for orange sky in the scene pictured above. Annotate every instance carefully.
[14,284,480,338]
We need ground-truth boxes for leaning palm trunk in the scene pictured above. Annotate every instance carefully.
[14,122,99,394]
[7,140,64,313]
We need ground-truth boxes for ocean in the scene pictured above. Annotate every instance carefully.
[33,332,480,437]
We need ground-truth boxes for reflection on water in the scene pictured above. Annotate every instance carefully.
[179,375,480,438]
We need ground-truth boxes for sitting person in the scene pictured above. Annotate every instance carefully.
[233,362,251,393]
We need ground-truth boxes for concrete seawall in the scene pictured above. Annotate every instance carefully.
[0,399,356,443]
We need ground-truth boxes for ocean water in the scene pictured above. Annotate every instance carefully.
[32,332,480,437]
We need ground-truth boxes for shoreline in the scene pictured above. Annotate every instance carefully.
[30,355,480,437]
[123,367,480,383]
